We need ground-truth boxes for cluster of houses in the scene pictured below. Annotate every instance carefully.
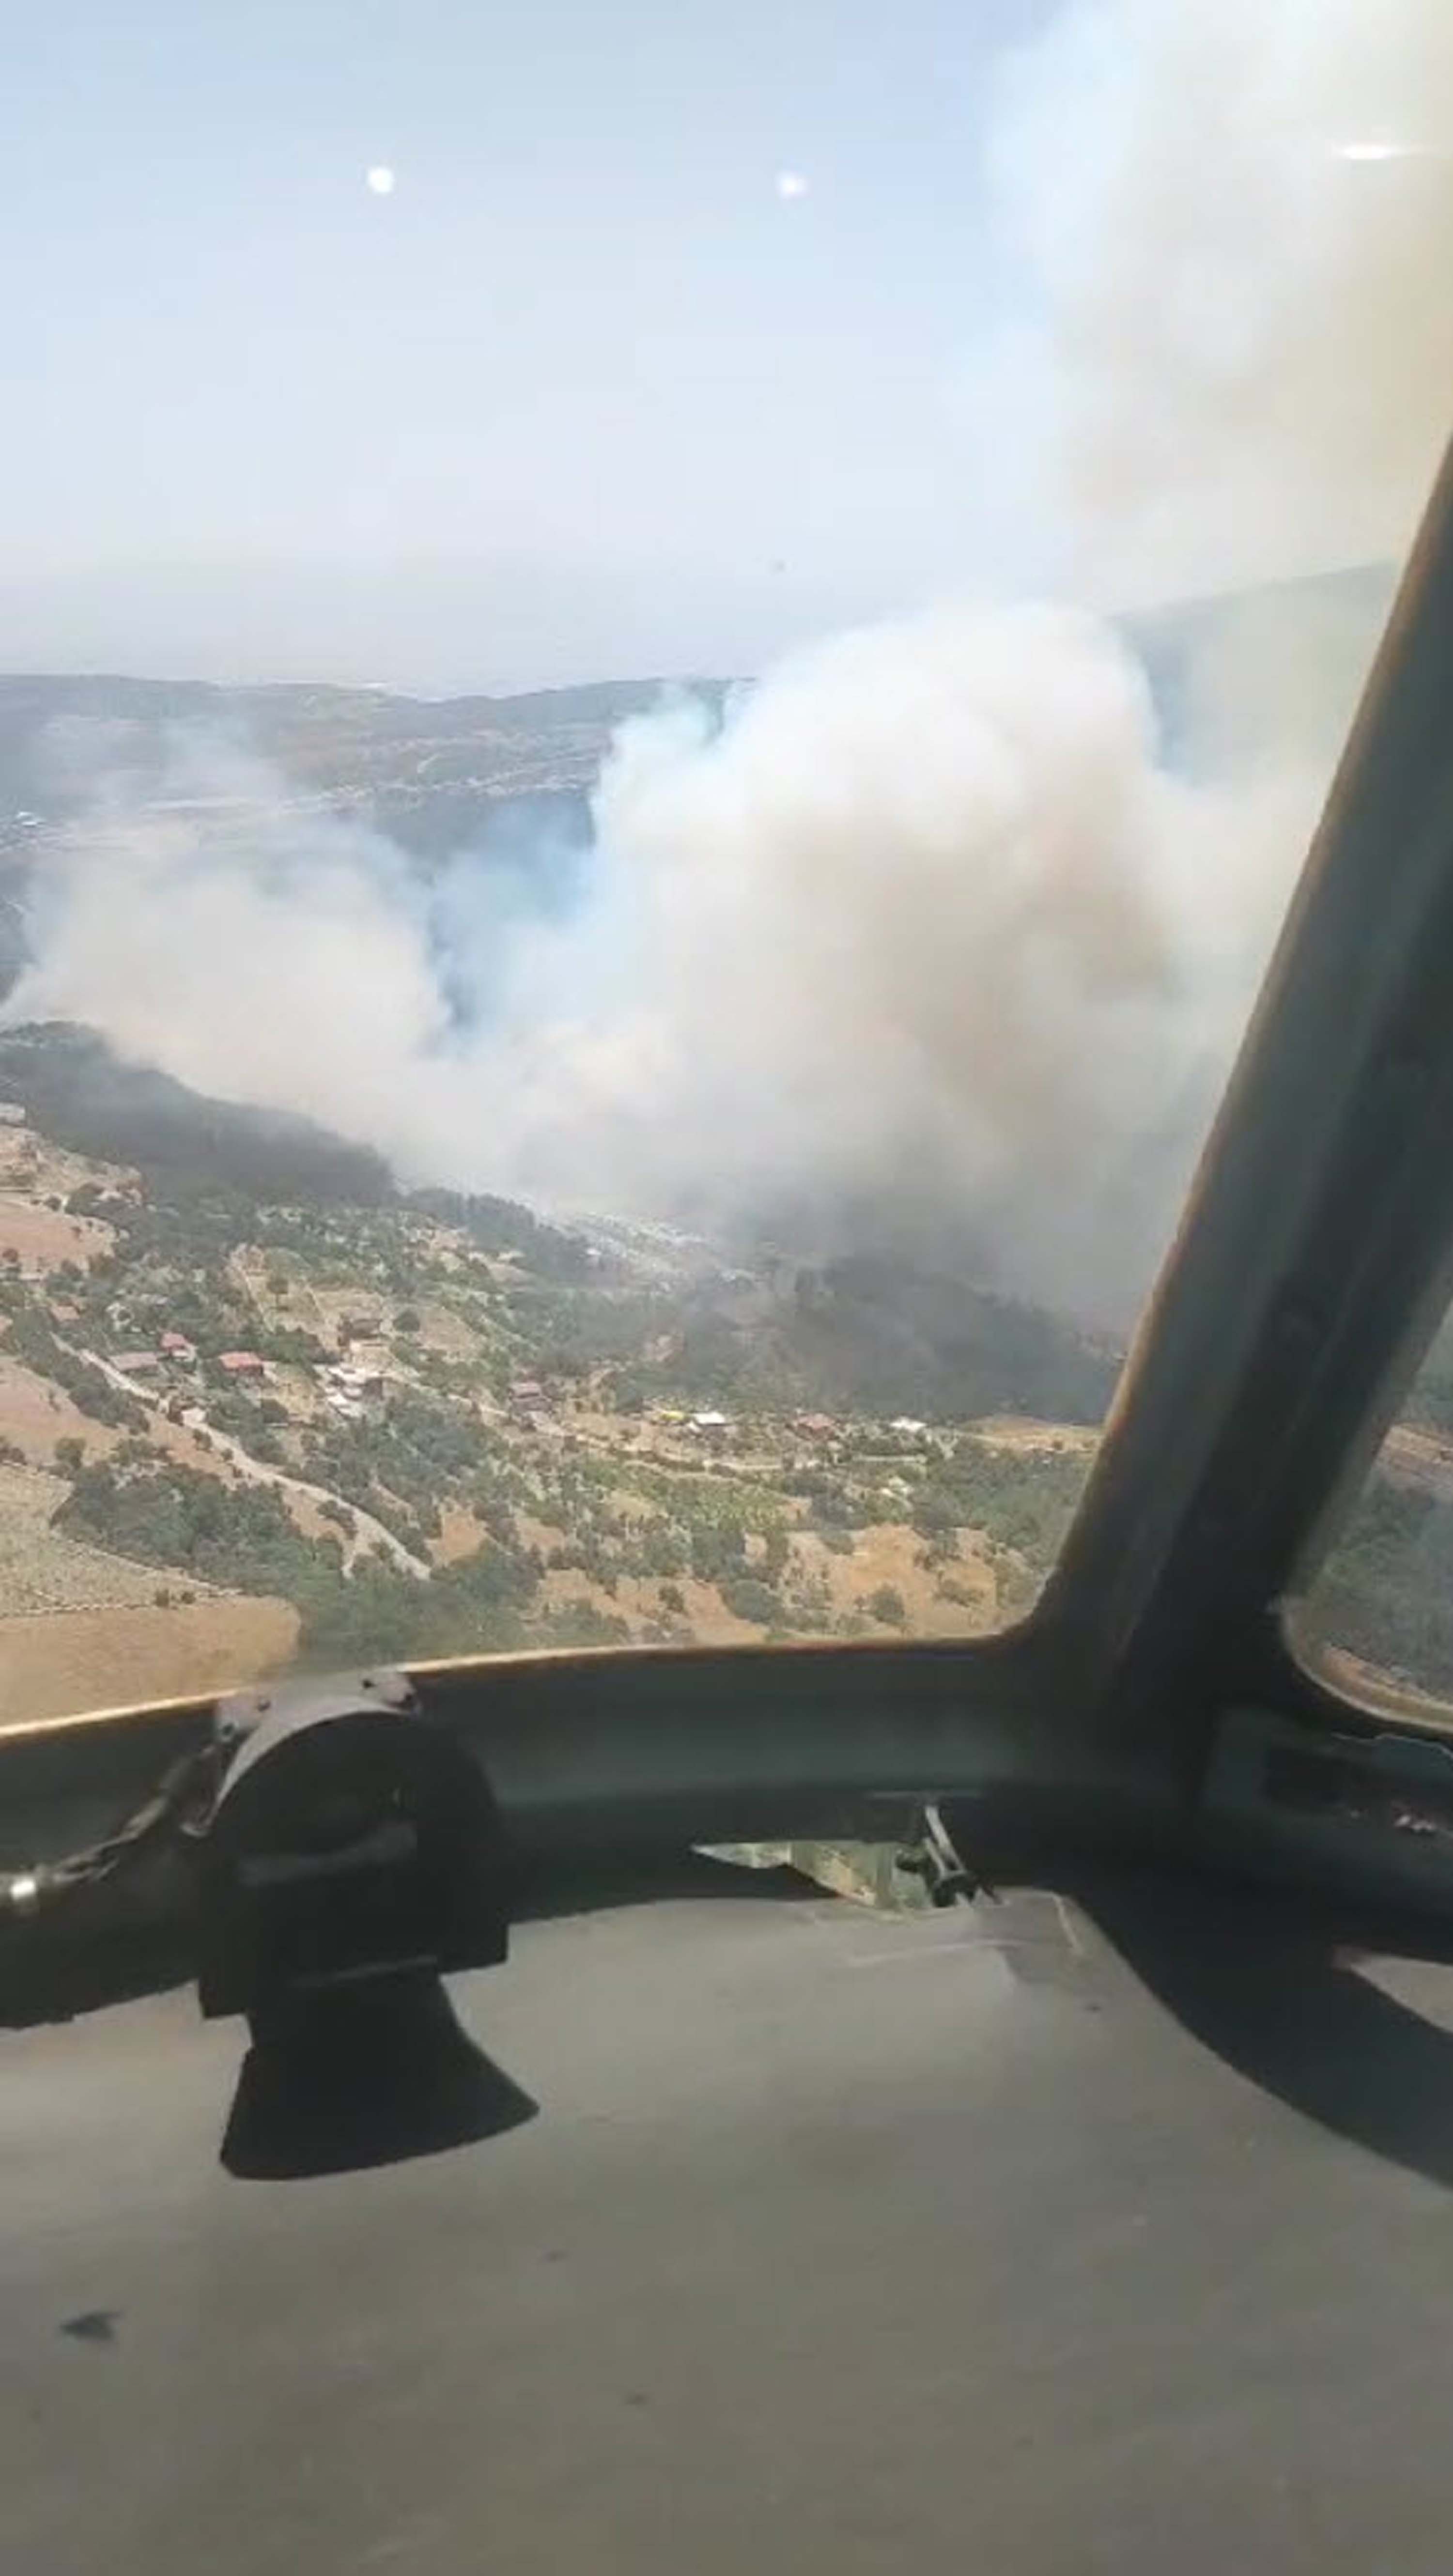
[629,1404,940,1464]
[105,1332,395,1427]
[318,1358,385,1423]
[110,1336,258,1382]
[677,1408,927,1448]
[84,1287,945,1471]
[632,1403,928,1451]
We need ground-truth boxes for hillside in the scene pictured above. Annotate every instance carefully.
[0,669,719,824]
[0,567,1410,1717]
[0,668,731,976]
[0,1037,1116,1716]
[0,1013,1442,1725]
[0,666,739,996]
[0,567,1390,994]
[0,1024,394,1205]
[0,1023,1120,1426]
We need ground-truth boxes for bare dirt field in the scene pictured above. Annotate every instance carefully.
[0,1457,297,1724]
[0,1353,123,1465]
[434,1504,493,1565]
[0,1133,136,1201]
[230,1246,339,1347]
[0,1595,299,1727]
[413,1301,482,1360]
[789,1522,1002,1634]
[970,1415,1101,1460]
[525,1519,1004,1646]
[0,1194,113,1271]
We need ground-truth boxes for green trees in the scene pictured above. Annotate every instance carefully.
[634,1524,688,1579]
[788,1568,833,1629]
[761,1525,789,1580]
[258,1328,329,1366]
[690,1520,746,1583]
[865,1583,907,1627]
[6,1306,146,1431]
[431,1540,537,1615]
[61,1459,321,1604]
[301,1390,491,1551]
[719,1574,779,1625]
[908,1440,1088,1574]
[538,1598,630,1647]
[910,1487,958,1538]
[300,1560,430,1664]
[55,1453,442,1662]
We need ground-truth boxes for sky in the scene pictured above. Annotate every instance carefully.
[7,0,1453,1319]
[0,0,1061,691]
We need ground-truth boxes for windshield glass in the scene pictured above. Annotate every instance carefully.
[2,2,1450,1719]
[1295,1310,1453,1720]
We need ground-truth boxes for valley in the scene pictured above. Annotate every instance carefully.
[0,1028,1108,1720]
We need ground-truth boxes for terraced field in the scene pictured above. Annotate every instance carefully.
[0,1460,299,1723]
[0,1460,174,1614]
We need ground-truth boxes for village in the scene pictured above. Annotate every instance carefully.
[0,1089,1102,1720]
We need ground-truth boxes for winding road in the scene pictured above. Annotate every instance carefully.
[74,1346,432,1580]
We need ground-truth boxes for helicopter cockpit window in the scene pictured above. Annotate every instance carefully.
[1294,1310,1453,1724]
[0,1,1449,1721]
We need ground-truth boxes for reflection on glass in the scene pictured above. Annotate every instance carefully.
[1296,1318,1453,1718]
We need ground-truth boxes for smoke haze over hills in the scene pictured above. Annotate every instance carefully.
[0,575,1385,1329]
[5,0,1453,1327]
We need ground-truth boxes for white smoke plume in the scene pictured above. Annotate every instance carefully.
[3,605,1322,1321]
[10,0,1453,1326]
[984,0,1453,601]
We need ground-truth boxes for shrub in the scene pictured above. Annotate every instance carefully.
[719,1574,779,1626]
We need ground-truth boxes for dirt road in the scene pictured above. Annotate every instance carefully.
[76,1346,431,1580]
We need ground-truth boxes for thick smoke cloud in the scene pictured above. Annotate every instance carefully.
[9,0,1453,1326]
[4,606,1323,1322]
[984,0,1453,603]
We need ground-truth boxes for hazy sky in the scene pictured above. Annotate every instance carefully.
[1,0,1056,690]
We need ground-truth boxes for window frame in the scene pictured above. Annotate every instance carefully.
[8,443,1453,1955]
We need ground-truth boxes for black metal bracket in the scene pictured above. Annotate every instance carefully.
[1196,1702,1453,1917]
[197,1668,510,2026]
[896,1802,978,1907]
